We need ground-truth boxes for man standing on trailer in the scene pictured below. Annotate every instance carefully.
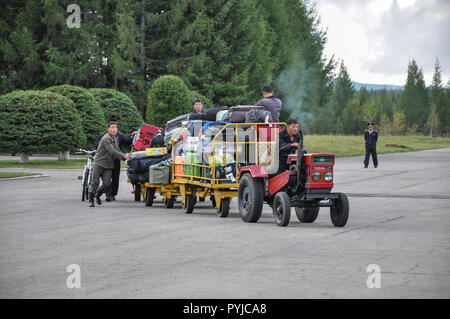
[191,99,205,115]
[255,85,282,122]
[364,121,378,168]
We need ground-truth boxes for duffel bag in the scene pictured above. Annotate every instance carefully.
[149,159,170,184]
[126,170,149,183]
[204,106,229,121]
[128,153,169,172]
[245,109,273,123]
[165,113,189,131]
[227,105,264,123]
[188,112,208,121]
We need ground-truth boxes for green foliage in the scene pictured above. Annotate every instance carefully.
[342,98,365,134]
[334,60,355,120]
[399,59,430,128]
[88,88,143,134]
[189,90,214,109]
[146,75,192,127]
[46,85,106,146]
[0,90,85,154]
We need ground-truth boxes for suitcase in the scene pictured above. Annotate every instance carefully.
[133,123,161,151]
[174,155,185,179]
[227,105,264,123]
[165,113,189,131]
[188,112,208,121]
[149,160,170,184]
[204,106,229,121]
[216,110,229,121]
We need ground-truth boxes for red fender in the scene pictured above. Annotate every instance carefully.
[238,166,269,179]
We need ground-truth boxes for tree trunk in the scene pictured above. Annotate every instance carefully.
[20,154,29,164]
[58,151,70,161]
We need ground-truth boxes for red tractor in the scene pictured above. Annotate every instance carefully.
[237,137,349,227]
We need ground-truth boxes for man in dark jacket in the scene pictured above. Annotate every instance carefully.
[88,121,131,207]
[364,121,378,168]
[191,99,205,115]
[92,127,135,201]
[278,118,304,172]
[255,86,282,122]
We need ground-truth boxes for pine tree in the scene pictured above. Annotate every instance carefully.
[333,60,355,126]
[399,59,430,130]
[431,58,449,135]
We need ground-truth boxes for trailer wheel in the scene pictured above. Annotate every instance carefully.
[330,193,349,227]
[183,194,195,214]
[238,174,264,223]
[199,197,205,202]
[211,196,216,208]
[295,207,320,223]
[217,198,230,218]
[145,188,156,207]
[134,184,141,202]
[273,192,291,227]
[164,198,174,209]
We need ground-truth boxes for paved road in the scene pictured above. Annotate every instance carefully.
[0,149,449,298]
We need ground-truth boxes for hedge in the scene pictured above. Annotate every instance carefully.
[46,85,106,146]
[146,75,192,127]
[0,90,85,154]
[89,88,143,134]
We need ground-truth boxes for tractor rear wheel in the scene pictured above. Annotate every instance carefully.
[238,174,264,223]
[330,193,349,227]
[295,207,320,223]
[273,192,291,227]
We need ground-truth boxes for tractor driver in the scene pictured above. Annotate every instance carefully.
[278,118,305,172]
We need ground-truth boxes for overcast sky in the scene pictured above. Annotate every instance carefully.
[314,0,449,86]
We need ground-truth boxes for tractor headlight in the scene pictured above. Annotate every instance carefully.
[311,171,321,182]
[324,172,333,182]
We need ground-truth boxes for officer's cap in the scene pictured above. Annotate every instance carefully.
[367,121,374,126]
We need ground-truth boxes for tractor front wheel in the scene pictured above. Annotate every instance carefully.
[295,207,319,223]
[330,193,349,227]
[273,192,291,227]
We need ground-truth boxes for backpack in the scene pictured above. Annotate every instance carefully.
[245,109,273,123]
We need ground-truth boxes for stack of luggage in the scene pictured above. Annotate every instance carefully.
[128,104,276,185]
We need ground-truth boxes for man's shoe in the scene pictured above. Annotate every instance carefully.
[95,192,102,205]
[88,193,95,207]
[374,166,378,168]
[105,196,111,202]
[110,195,116,201]
[364,166,368,168]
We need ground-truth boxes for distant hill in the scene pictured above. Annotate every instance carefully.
[352,81,403,91]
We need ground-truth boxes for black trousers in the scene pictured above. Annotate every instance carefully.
[106,159,121,196]
[364,147,378,167]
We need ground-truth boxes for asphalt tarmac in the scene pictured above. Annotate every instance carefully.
[0,148,449,298]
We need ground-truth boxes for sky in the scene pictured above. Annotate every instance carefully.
[314,0,450,86]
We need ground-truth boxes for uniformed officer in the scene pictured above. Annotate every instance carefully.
[364,121,378,168]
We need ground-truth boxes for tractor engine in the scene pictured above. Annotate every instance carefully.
[287,153,335,193]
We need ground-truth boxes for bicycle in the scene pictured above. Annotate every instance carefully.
[76,149,96,201]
